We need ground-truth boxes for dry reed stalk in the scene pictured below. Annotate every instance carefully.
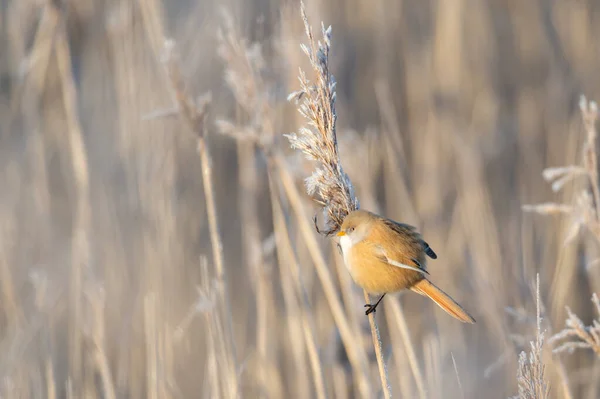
[163,323,176,398]
[524,97,600,288]
[362,289,390,397]
[50,2,92,392]
[452,136,506,334]
[332,364,349,399]
[216,15,284,392]
[550,293,600,356]
[523,97,600,395]
[18,0,59,110]
[285,3,390,397]
[215,8,371,396]
[186,258,219,397]
[513,275,549,399]
[275,158,372,397]
[17,7,56,331]
[422,335,441,398]
[0,228,19,328]
[146,37,239,397]
[236,140,275,395]
[385,298,427,399]
[451,352,465,399]
[198,256,237,398]
[66,379,73,399]
[216,24,277,391]
[139,10,239,395]
[276,246,312,399]
[87,287,116,399]
[193,102,239,399]
[269,174,327,399]
[45,357,56,399]
[144,294,159,399]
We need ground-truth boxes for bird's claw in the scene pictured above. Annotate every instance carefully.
[364,303,377,315]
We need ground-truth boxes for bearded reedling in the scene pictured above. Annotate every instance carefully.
[336,210,475,323]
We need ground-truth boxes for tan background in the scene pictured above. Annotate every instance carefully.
[1,0,600,397]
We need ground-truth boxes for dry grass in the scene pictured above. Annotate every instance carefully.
[550,293,600,357]
[513,275,549,399]
[2,0,600,398]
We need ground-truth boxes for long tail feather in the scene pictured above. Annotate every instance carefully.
[410,279,475,324]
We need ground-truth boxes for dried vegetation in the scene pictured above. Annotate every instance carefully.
[1,0,600,398]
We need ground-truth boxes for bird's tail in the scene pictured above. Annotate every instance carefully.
[410,279,475,324]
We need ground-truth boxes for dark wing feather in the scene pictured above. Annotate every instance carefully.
[423,242,437,259]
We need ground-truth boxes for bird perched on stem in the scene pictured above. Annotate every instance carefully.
[336,210,475,323]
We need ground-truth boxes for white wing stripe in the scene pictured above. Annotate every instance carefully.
[386,258,428,275]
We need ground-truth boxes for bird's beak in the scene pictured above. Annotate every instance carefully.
[336,231,346,237]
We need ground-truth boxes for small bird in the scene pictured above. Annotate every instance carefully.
[337,209,475,323]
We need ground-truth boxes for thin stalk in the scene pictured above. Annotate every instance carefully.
[269,169,327,399]
[144,294,159,399]
[386,298,426,399]
[137,3,239,395]
[196,137,239,398]
[364,291,392,399]
[46,358,56,399]
[150,38,239,397]
[236,142,272,396]
[582,104,600,220]
[274,154,372,398]
[54,4,91,392]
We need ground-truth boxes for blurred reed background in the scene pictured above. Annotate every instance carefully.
[1,0,600,397]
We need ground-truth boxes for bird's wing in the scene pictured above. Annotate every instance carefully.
[373,245,429,275]
[381,218,437,260]
[381,218,417,234]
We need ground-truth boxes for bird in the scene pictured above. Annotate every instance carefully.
[336,209,475,323]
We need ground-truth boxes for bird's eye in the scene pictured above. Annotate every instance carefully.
[347,227,355,233]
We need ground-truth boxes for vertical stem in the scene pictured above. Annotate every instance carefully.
[54,7,91,392]
[237,142,271,396]
[386,298,427,399]
[269,169,327,399]
[144,294,158,399]
[582,104,600,221]
[274,154,372,398]
[363,291,392,399]
[46,358,56,399]
[197,137,239,398]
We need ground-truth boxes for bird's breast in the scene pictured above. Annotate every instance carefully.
[338,235,354,272]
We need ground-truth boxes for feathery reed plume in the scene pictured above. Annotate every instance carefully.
[215,8,373,397]
[286,2,391,398]
[523,95,600,361]
[286,4,359,237]
[513,275,550,399]
[216,9,275,148]
[549,293,600,356]
[523,96,600,245]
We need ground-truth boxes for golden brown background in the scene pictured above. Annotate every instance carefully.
[1,0,600,397]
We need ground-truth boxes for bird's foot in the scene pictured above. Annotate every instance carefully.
[364,294,386,316]
[364,303,378,315]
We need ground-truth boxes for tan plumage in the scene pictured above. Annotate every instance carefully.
[337,210,475,323]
